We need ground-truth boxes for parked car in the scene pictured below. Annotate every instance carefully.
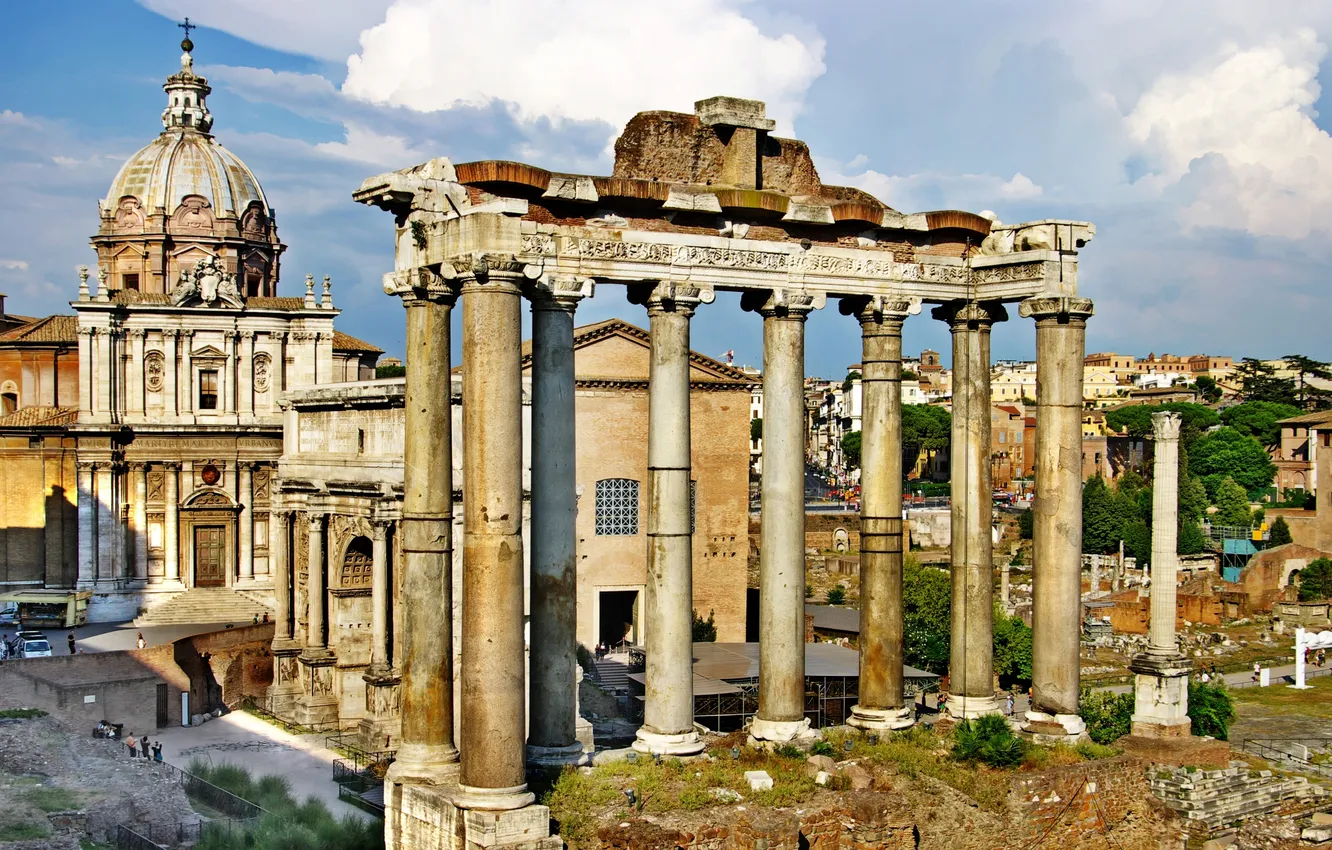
[0,603,17,625]
[19,639,52,658]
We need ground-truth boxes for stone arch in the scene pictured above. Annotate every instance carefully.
[1281,560,1308,590]
[183,488,237,508]
[0,380,17,415]
[832,527,850,553]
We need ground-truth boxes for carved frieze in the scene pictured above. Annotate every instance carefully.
[147,472,164,502]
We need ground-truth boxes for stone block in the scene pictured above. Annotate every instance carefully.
[1303,825,1332,843]
[744,770,773,791]
[463,806,554,849]
[805,755,836,777]
[841,763,872,791]
[1313,811,1332,825]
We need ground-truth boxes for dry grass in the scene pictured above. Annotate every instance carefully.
[1231,673,1332,719]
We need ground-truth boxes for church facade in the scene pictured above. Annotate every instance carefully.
[0,37,380,622]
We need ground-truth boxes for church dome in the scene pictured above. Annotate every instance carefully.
[103,38,268,218]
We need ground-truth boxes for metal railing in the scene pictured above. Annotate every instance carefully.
[114,824,161,850]
[156,760,267,821]
[114,821,203,848]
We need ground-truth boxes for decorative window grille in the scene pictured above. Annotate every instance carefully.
[595,478,640,536]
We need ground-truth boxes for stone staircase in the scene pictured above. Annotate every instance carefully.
[134,587,274,627]
[1150,761,1326,833]
[592,654,632,691]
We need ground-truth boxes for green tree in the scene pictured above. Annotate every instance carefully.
[1269,516,1293,546]
[1211,477,1252,527]
[1123,518,1152,566]
[1188,681,1236,740]
[840,430,862,469]
[902,368,918,381]
[1190,427,1277,495]
[1298,558,1332,601]
[825,585,847,605]
[1194,374,1222,403]
[903,557,951,674]
[1234,358,1297,406]
[1082,476,1120,554]
[375,364,405,379]
[992,607,1032,688]
[902,404,951,472]
[1178,470,1208,524]
[691,609,717,642]
[1105,402,1219,447]
[842,370,861,392]
[1219,401,1302,447]
[1017,508,1034,540]
[1079,689,1134,745]
[1283,355,1332,410]
[1177,519,1206,556]
[750,417,763,442]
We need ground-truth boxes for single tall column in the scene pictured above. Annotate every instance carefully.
[750,289,820,744]
[526,276,593,762]
[164,463,180,584]
[304,512,327,653]
[846,296,918,732]
[76,329,92,418]
[238,463,254,583]
[1130,412,1192,737]
[129,330,145,415]
[133,463,148,582]
[179,331,193,415]
[76,462,96,585]
[456,260,535,809]
[632,281,712,757]
[163,331,178,417]
[272,509,293,642]
[384,268,459,786]
[1021,296,1094,739]
[96,464,115,581]
[239,331,255,415]
[933,301,1006,719]
[370,519,390,671]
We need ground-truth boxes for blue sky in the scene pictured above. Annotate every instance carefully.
[2,0,1330,375]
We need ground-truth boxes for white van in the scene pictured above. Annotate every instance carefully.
[20,639,52,659]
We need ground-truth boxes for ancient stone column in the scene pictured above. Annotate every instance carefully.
[133,463,148,582]
[751,289,821,744]
[383,267,459,786]
[370,519,390,671]
[1129,412,1192,737]
[456,256,536,808]
[845,296,918,732]
[933,300,1006,719]
[526,276,593,763]
[164,463,180,584]
[633,281,712,757]
[238,463,254,583]
[304,511,328,654]
[76,328,92,418]
[1021,296,1094,739]
[271,509,293,642]
[76,462,96,585]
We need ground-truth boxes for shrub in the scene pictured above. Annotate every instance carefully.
[825,586,847,605]
[951,714,1026,768]
[1079,689,1134,745]
[1188,681,1236,740]
[810,740,834,756]
[691,609,717,642]
[0,708,47,719]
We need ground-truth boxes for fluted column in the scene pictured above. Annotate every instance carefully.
[383,267,459,786]
[76,462,97,585]
[179,331,194,415]
[1129,411,1192,737]
[748,288,820,744]
[239,331,255,415]
[164,463,181,584]
[456,257,535,809]
[933,300,1006,719]
[304,511,328,654]
[525,276,593,762]
[370,519,391,671]
[163,331,179,417]
[271,509,293,642]
[129,330,145,415]
[846,296,919,731]
[238,462,254,583]
[632,281,712,757]
[133,463,148,582]
[1021,296,1094,738]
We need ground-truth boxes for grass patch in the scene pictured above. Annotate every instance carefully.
[0,708,48,719]
[21,785,82,812]
[1231,673,1332,719]
[823,727,1010,814]
[0,822,50,841]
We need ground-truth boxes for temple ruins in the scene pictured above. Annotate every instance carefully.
[343,95,1097,849]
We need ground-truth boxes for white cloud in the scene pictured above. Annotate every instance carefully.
[999,173,1042,199]
[313,124,429,167]
[0,259,29,271]
[136,0,394,61]
[818,160,1043,215]
[343,0,826,136]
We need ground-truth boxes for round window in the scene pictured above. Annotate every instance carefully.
[200,464,221,486]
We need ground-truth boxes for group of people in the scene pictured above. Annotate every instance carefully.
[121,731,163,762]
[1198,664,1225,683]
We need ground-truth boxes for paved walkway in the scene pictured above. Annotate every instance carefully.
[3,621,234,656]
[150,709,369,821]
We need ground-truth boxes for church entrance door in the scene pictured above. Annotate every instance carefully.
[194,526,226,587]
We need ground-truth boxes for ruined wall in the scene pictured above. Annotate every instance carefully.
[803,513,862,553]
[1009,757,1177,849]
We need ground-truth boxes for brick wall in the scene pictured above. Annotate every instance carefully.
[1008,756,1176,848]
[749,513,864,553]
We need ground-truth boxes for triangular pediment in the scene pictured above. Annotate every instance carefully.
[191,344,226,358]
[520,318,753,384]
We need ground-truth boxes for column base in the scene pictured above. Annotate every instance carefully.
[576,716,595,752]
[946,694,1002,720]
[847,704,915,732]
[386,745,460,787]
[748,716,821,746]
[526,742,589,766]
[1021,710,1087,743]
[633,727,704,756]
[386,782,560,850]
[1130,651,1191,739]
[451,784,535,812]
[1129,717,1192,739]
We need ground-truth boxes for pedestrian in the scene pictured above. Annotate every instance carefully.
[139,735,150,758]
[152,741,163,762]
[67,632,76,655]
[0,634,8,661]
[136,632,146,650]
[125,733,138,759]
[253,614,259,625]
[1253,661,1261,683]
[1006,693,1015,716]
[262,612,269,624]
[1200,670,1210,683]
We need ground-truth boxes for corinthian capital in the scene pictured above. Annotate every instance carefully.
[931,299,1008,329]
[1152,411,1182,442]
[525,275,595,312]
[740,287,825,319]
[1018,295,1094,322]
[839,294,921,326]
[383,266,460,306]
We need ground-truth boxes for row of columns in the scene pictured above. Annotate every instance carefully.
[385,261,1099,815]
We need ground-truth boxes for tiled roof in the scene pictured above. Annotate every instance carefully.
[332,331,383,353]
[247,297,306,310]
[0,406,78,429]
[0,315,77,344]
[1278,409,1332,428]
[517,318,754,383]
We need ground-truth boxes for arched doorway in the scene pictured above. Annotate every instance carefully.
[180,489,239,588]
[341,536,373,590]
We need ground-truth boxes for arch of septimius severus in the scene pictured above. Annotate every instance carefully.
[354,96,1095,849]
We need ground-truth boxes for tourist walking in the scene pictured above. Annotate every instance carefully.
[1253,661,1261,683]
[67,632,76,655]
[152,741,163,762]
[139,735,150,758]
[136,633,146,650]
[125,733,138,758]
[1005,693,1015,716]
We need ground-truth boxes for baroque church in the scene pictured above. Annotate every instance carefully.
[0,36,381,623]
